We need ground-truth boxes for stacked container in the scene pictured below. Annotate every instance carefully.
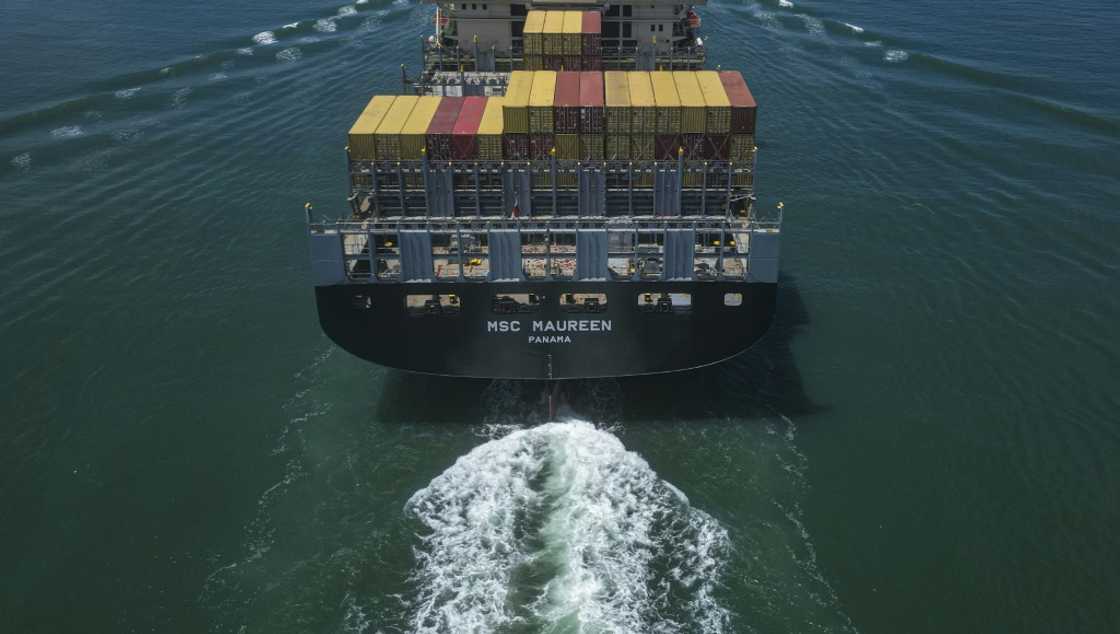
[374,95,419,160]
[650,71,681,160]
[401,96,442,159]
[697,71,731,160]
[477,97,505,160]
[503,71,532,159]
[528,71,557,159]
[523,11,546,70]
[720,70,757,187]
[543,11,564,70]
[579,71,605,160]
[627,71,656,159]
[604,72,630,160]
[426,97,464,160]
[562,11,582,70]
[554,71,581,159]
[451,96,486,160]
[348,95,396,161]
[581,12,602,70]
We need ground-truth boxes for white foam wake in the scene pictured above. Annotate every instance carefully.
[406,421,731,633]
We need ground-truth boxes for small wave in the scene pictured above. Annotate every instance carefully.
[778,0,794,7]
[338,5,358,17]
[314,18,338,33]
[282,22,301,30]
[843,22,865,33]
[253,31,277,45]
[801,15,824,35]
[50,125,84,139]
[276,47,303,63]
[237,47,254,56]
[865,40,883,47]
[172,87,192,108]
[298,36,321,45]
[356,0,369,4]
[209,72,229,82]
[10,153,32,171]
[406,421,731,632]
[114,87,141,100]
[884,49,910,63]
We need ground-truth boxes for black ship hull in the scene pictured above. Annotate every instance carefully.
[315,280,776,379]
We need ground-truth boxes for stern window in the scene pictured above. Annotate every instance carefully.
[406,294,462,316]
[637,292,691,313]
[560,292,608,313]
[724,293,743,307]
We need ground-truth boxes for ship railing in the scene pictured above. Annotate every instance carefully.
[307,215,778,284]
[408,39,706,92]
[345,158,755,219]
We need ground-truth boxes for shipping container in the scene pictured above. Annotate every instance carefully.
[401,96,442,159]
[477,97,504,160]
[425,97,465,160]
[529,70,557,133]
[581,134,605,160]
[543,11,565,56]
[503,71,533,133]
[705,134,730,161]
[651,71,681,133]
[631,135,655,160]
[543,55,565,71]
[374,95,419,159]
[582,11,602,56]
[627,71,656,135]
[524,54,543,70]
[451,96,487,160]
[554,71,581,133]
[579,71,605,133]
[530,134,554,159]
[696,71,731,134]
[654,134,681,160]
[681,133,705,159]
[673,71,705,134]
[604,71,631,134]
[562,55,582,71]
[555,133,580,159]
[562,11,582,56]
[348,95,396,160]
[728,134,755,162]
[582,57,602,71]
[719,71,757,134]
[605,135,630,160]
[524,11,546,55]
[503,133,530,160]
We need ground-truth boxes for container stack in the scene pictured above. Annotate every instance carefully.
[348,95,396,161]
[582,12,602,70]
[554,71,581,159]
[528,70,557,159]
[525,11,602,72]
[450,96,486,160]
[604,71,630,160]
[522,11,546,70]
[579,71,605,160]
[502,71,533,159]
[720,70,758,164]
[426,97,464,160]
[347,70,760,189]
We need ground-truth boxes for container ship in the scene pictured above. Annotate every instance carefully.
[307,0,782,380]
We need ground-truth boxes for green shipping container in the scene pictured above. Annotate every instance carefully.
[555,133,580,159]
[523,11,546,55]
[581,134,604,160]
[374,95,419,159]
[529,70,557,133]
[503,71,533,133]
[729,134,756,161]
[650,71,680,133]
[478,96,505,160]
[604,71,631,134]
[631,135,654,160]
[673,71,706,134]
[606,135,630,160]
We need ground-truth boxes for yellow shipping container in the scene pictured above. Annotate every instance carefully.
[400,96,442,159]
[374,95,419,159]
[696,71,731,133]
[529,70,557,132]
[627,71,656,135]
[562,11,582,56]
[524,11,546,55]
[651,71,682,133]
[543,11,565,55]
[348,95,396,160]
[555,133,580,159]
[604,71,631,134]
[503,71,533,133]
[478,97,505,160]
[672,71,705,134]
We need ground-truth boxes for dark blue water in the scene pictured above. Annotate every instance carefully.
[2,0,1118,632]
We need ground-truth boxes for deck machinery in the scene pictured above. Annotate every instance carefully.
[307,0,782,380]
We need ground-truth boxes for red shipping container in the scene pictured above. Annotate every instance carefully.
[582,11,602,56]
[655,134,681,160]
[451,96,486,160]
[719,71,758,135]
[579,71,605,133]
[554,71,581,133]
[503,134,531,160]
[530,134,555,159]
[426,97,465,160]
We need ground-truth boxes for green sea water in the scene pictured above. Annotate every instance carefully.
[1,0,1118,631]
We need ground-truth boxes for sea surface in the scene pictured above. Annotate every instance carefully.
[1,0,1118,632]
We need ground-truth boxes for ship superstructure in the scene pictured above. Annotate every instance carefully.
[307,0,781,379]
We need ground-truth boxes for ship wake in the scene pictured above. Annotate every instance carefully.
[405,420,731,633]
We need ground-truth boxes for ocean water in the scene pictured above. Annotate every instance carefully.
[1,0,1118,632]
